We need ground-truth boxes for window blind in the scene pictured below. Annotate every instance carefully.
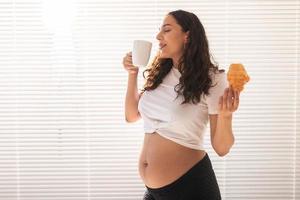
[0,0,298,199]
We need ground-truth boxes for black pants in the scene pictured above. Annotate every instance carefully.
[143,153,221,200]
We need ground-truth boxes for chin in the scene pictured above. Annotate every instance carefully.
[159,52,171,59]
[160,55,169,59]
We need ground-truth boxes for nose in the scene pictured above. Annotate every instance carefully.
[156,30,162,41]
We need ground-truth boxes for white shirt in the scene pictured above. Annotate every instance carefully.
[138,67,229,150]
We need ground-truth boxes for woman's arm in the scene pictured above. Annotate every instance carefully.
[125,73,142,122]
[210,114,234,156]
[210,86,239,156]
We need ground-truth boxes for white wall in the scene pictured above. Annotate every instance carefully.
[0,0,299,199]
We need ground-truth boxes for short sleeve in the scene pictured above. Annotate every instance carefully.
[206,71,229,114]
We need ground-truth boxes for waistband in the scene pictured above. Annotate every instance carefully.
[145,152,212,193]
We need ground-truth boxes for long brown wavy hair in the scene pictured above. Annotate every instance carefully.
[141,9,225,105]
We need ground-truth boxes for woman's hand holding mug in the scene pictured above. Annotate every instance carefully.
[123,51,139,75]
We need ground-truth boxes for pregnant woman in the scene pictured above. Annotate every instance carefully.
[123,9,240,200]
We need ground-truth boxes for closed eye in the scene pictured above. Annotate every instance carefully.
[158,27,171,32]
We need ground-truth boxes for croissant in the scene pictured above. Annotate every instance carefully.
[227,63,250,92]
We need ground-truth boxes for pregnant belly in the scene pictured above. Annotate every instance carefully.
[138,132,206,189]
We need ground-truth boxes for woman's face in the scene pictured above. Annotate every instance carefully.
[156,15,189,62]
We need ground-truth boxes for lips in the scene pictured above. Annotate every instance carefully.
[159,44,167,50]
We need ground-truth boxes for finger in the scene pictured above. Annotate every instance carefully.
[223,88,228,110]
[228,87,234,109]
[228,87,234,108]
[228,87,233,99]
[232,90,237,109]
[124,60,133,66]
[129,66,138,69]
[234,90,240,109]
[127,65,136,69]
[231,87,235,102]
[126,54,132,60]
[124,59,131,63]
[125,56,132,61]
[218,96,223,111]
[123,57,132,63]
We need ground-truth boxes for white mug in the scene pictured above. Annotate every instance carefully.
[132,40,152,67]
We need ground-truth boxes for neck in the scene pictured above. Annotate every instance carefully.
[172,54,182,69]
[172,59,179,69]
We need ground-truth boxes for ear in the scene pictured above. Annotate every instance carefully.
[184,31,190,43]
